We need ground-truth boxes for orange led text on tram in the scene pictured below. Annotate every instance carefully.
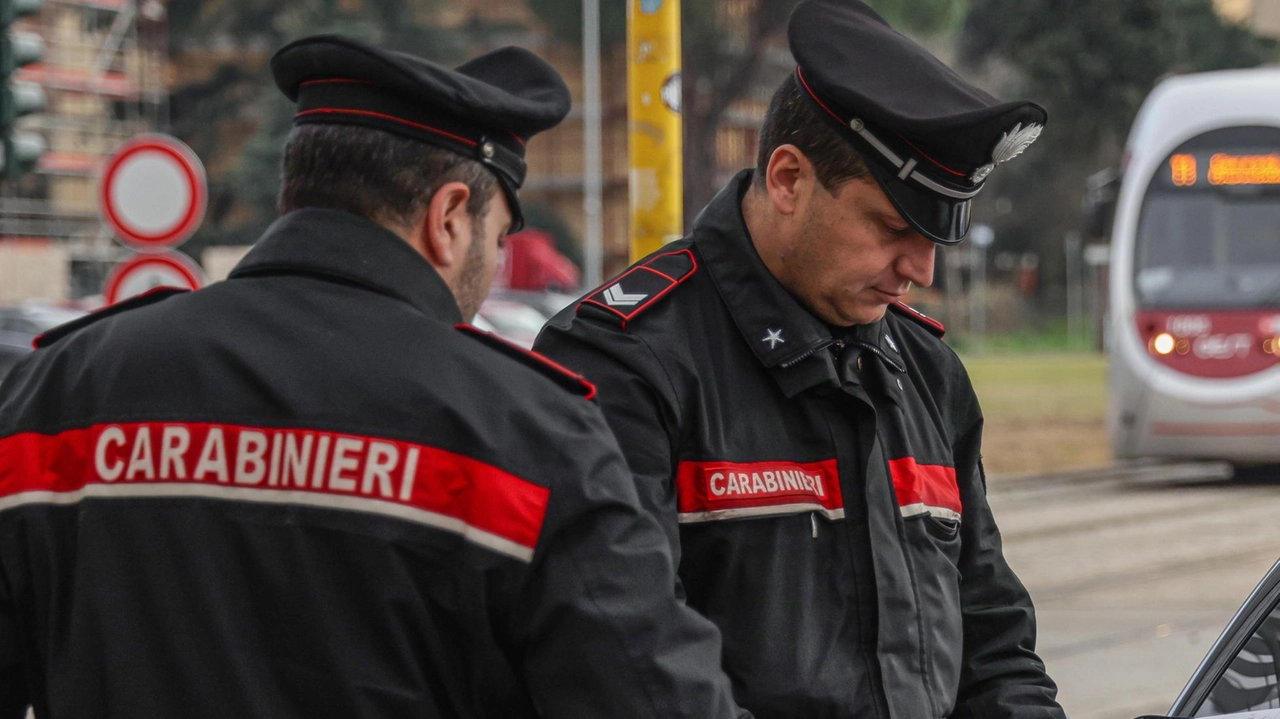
[1207,153,1280,186]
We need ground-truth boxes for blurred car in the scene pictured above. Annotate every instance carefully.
[488,288,578,319]
[0,304,87,383]
[473,298,550,349]
[1142,559,1280,718]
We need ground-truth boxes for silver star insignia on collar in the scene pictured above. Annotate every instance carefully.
[762,329,785,349]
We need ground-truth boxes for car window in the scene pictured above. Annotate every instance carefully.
[1196,611,1280,715]
[1171,561,1280,718]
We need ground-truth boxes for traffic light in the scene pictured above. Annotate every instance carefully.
[1,0,46,184]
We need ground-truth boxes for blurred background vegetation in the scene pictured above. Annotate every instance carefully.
[168,0,1277,323]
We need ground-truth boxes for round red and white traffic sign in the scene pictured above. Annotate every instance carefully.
[104,251,207,305]
[100,134,207,251]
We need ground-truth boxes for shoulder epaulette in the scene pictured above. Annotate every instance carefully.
[33,287,190,350]
[888,301,945,338]
[455,324,596,400]
[577,249,697,328]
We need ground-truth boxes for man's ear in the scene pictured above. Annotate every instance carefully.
[764,144,814,217]
[411,181,473,283]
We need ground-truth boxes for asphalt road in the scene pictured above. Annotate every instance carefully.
[992,463,1280,719]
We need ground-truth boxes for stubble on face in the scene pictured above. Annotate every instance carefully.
[780,180,914,327]
[780,187,874,327]
[452,220,490,323]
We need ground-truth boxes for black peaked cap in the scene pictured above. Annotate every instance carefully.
[271,34,572,232]
[788,0,1047,244]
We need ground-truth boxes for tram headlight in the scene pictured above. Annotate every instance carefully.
[1151,333,1176,355]
[1176,339,1190,355]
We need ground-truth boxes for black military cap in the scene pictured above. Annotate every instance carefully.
[271,34,572,233]
[788,0,1047,244]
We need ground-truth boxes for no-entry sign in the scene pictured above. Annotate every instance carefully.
[104,251,207,305]
[100,134,207,250]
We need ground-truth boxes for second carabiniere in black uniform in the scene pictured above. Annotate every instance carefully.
[536,2,1065,718]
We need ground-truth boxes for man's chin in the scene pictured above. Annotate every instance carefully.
[825,307,888,328]
[845,301,890,326]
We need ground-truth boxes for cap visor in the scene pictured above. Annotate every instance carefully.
[864,157,971,245]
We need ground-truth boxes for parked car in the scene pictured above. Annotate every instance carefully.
[473,298,550,349]
[0,304,87,383]
[1142,559,1280,718]
[488,288,577,320]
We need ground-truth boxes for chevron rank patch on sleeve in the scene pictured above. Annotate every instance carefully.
[578,249,697,328]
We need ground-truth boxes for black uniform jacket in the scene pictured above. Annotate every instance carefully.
[535,172,1065,719]
[0,208,748,719]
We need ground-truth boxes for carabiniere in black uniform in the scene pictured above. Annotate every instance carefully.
[0,36,745,719]
[536,3,1063,718]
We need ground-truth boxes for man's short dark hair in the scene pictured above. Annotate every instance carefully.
[279,124,500,227]
[755,76,871,192]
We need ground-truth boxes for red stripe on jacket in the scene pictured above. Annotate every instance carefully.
[0,422,550,556]
[888,457,961,516]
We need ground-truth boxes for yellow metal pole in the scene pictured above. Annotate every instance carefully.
[627,0,683,261]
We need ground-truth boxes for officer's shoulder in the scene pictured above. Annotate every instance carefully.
[455,324,596,400]
[33,287,189,350]
[573,247,698,331]
[886,301,946,340]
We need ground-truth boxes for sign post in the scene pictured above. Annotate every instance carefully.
[103,251,208,305]
[99,134,208,303]
[100,134,207,251]
[627,0,682,261]
[969,223,995,351]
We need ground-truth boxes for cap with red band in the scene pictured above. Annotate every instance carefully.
[787,0,1047,244]
[271,35,572,233]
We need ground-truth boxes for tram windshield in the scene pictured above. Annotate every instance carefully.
[1134,126,1280,310]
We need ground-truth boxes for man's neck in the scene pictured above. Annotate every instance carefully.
[740,186,788,284]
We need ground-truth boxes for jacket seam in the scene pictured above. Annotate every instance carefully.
[625,331,686,462]
[881,424,941,719]
[555,404,669,717]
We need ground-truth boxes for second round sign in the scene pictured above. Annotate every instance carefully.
[100,134,208,251]
[104,251,207,306]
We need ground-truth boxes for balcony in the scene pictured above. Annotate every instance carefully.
[15,64,141,99]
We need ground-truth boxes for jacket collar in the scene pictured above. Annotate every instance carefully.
[696,171,832,370]
[694,171,901,396]
[229,208,462,325]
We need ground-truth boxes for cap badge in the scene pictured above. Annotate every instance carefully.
[970,122,1044,184]
[763,328,786,349]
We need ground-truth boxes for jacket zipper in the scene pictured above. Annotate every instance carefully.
[779,338,844,368]
[847,339,906,373]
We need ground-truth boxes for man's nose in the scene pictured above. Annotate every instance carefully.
[898,234,936,288]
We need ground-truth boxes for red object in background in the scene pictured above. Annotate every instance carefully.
[1016,267,1038,298]
[497,230,580,292]
[1134,309,1280,379]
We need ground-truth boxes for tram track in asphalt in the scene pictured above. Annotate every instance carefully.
[995,462,1280,598]
[989,460,1250,545]
[993,461,1280,718]
[998,492,1251,545]
[1032,545,1280,602]
[989,460,1236,497]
